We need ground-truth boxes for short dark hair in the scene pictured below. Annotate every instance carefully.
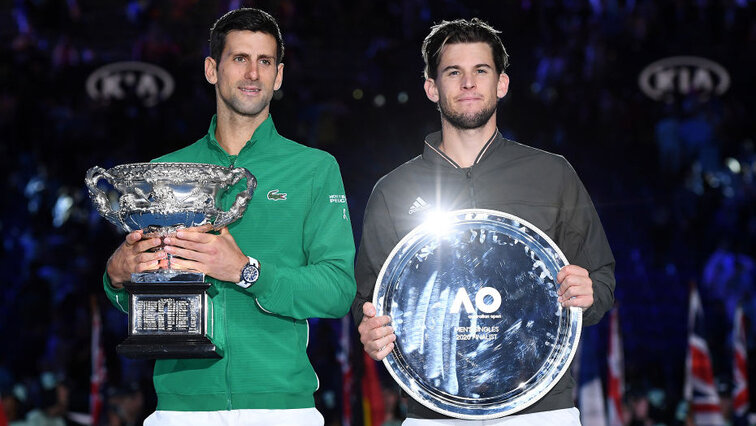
[209,8,284,65]
[422,18,509,80]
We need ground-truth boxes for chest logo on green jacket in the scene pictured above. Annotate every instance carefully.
[267,189,287,201]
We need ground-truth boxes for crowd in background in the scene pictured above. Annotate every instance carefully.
[1,0,755,424]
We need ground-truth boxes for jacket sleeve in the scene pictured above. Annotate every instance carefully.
[249,156,357,320]
[103,273,129,314]
[350,184,400,325]
[558,159,616,326]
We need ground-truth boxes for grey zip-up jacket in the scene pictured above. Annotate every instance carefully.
[351,130,615,418]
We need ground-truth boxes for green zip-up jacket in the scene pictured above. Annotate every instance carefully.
[103,114,356,411]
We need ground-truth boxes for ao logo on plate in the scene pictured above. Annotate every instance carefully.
[450,287,502,314]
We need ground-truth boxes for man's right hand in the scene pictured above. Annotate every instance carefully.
[358,302,396,361]
[106,230,165,289]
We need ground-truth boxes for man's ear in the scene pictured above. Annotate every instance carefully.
[205,57,217,84]
[273,63,284,91]
[424,78,439,103]
[497,73,510,99]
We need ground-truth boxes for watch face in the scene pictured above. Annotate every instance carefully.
[243,264,259,283]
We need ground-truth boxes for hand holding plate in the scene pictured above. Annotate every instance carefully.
[556,265,593,309]
[358,302,396,361]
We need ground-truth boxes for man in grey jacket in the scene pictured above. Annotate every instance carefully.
[351,18,615,425]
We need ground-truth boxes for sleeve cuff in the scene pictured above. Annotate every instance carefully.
[249,261,279,307]
[103,271,129,313]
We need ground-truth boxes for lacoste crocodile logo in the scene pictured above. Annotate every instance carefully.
[267,189,287,201]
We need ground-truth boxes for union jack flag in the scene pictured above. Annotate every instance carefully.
[606,307,625,426]
[338,316,353,426]
[578,324,606,426]
[90,296,106,425]
[684,285,725,425]
[732,304,749,419]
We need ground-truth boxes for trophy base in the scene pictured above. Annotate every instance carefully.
[121,280,219,360]
[117,335,222,359]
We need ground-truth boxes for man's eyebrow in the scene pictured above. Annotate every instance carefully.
[441,64,460,73]
[441,63,494,73]
[227,51,276,60]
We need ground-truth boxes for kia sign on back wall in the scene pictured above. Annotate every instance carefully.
[86,61,175,107]
[638,56,730,102]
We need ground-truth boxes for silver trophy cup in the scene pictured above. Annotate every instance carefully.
[86,162,257,359]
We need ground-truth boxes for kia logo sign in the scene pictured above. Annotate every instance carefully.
[86,61,174,107]
[638,56,730,102]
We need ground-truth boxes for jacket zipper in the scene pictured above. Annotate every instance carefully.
[223,286,233,410]
[466,168,477,208]
[222,149,244,409]
[220,162,233,409]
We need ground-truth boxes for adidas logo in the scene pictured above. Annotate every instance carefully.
[408,197,431,215]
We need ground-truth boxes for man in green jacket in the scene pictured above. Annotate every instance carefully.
[103,8,356,425]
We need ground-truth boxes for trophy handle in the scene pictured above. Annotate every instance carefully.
[85,166,123,230]
[213,167,257,230]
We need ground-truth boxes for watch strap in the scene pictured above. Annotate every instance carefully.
[236,256,260,288]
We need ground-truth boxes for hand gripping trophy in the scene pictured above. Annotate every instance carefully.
[86,162,256,359]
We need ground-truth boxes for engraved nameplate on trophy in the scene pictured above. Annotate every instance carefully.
[132,295,202,335]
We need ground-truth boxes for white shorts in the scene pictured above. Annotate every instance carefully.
[402,407,581,426]
[143,407,324,426]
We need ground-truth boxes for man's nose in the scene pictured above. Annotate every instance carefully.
[461,73,476,89]
[245,62,259,80]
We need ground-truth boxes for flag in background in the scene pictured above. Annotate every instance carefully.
[579,324,607,426]
[89,296,106,426]
[684,284,725,425]
[361,351,386,426]
[338,316,354,426]
[732,304,749,419]
[606,307,625,426]
[0,399,7,426]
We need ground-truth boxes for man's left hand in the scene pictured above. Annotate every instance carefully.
[162,225,248,283]
[556,265,593,310]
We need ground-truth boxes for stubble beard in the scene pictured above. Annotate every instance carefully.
[438,98,497,130]
[217,78,273,118]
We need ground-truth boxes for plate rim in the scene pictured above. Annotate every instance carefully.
[372,208,582,419]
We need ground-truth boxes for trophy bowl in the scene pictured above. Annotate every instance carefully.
[86,162,257,282]
[374,209,582,419]
[85,162,256,359]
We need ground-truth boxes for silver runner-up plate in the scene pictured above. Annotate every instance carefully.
[373,209,582,419]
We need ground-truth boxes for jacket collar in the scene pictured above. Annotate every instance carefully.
[422,129,502,169]
[204,114,278,159]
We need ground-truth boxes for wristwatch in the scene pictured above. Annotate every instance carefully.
[236,256,260,289]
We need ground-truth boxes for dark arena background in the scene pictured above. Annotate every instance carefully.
[1,1,755,425]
